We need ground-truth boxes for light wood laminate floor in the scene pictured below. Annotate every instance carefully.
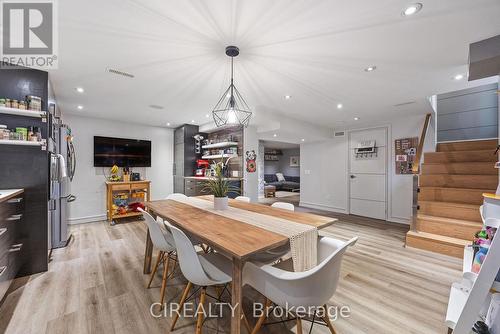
[0,209,462,334]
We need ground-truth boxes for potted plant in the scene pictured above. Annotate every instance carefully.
[203,160,239,210]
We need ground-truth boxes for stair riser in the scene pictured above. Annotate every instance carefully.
[424,151,497,163]
[416,218,479,240]
[421,163,497,175]
[419,175,498,189]
[419,188,490,205]
[406,234,464,258]
[419,202,481,222]
[437,140,498,152]
[419,203,481,222]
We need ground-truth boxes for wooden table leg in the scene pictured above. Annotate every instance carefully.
[231,257,243,334]
[143,229,153,274]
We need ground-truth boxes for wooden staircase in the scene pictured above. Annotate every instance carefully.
[406,139,498,258]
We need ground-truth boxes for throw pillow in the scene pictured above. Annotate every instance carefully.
[276,173,285,182]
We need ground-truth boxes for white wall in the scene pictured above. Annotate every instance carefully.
[300,113,435,224]
[264,148,300,177]
[300,137,349,213]
[243,125,259,202]
[64,114,173,224]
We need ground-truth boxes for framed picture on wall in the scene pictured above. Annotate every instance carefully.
[290,156,300,167]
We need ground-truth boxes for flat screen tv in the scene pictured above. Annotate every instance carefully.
[94,136,151,167]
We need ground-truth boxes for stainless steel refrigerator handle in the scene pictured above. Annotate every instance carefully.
[0,266,6,277]
[0,228,7,237]
[69,141,76,181]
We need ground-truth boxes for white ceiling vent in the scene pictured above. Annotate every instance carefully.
[334,131,345,137]
[106,68,135,78]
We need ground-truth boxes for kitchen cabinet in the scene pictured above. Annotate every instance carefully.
[0,189,25,301]
[183,178,242,198]
[173,124,199,194]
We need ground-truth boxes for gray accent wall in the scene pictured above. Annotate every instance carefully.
[436,83,498,142]
[264,148,300,177]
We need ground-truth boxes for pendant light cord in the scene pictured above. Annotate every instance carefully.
[230,57,234,107]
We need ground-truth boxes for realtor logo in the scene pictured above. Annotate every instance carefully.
[1,0,58,69]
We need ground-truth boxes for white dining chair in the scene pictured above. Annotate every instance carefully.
[166,193,188,200]
[165,221,249,333]
[235,196,251,203]
[271,202,295,211]
[243,236,358,334]
[138,208,177,309]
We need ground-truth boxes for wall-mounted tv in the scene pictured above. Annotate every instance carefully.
[94,136,151,167]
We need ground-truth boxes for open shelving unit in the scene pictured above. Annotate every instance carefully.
[201,153,238,160]
[202,141,239,149]
[0,139,45,147]
[0,106,46,118]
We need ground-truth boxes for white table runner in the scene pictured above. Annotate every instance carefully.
[172,197,318,272]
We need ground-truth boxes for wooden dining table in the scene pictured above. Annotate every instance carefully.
[144,196,337,334]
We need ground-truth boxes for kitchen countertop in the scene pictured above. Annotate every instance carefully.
[0,189,24,203]
[184,176,244,181]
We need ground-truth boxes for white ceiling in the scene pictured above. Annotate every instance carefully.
[51,0,500,130]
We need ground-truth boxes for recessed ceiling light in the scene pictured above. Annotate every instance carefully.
[273,134,277,137]
[301,139,305,142]
[166,122,171,126]
[191,120,195,123]
[75,87,84,93]
[337,103,343,109]
[77,105,83,110]
[205,114,210,118]
[402,3,423,16]
[284,95,291,100]
[454,74,464,81]
[354,117,360,121]
[365,66,377,72]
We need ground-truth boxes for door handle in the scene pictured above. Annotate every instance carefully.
[7,197,22,204]
[6,214,22,221]
[9,243,23,252]
[350,175,356,179]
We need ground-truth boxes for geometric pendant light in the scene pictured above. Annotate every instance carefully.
[212,46,252,127]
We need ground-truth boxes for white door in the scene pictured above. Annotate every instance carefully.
[349,127,387,220]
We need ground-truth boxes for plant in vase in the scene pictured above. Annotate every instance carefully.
[203,160,239,210]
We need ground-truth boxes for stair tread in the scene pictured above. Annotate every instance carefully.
[419,200,480,209]
[406,231,471,246]
[417,214,483,227]
[437,139,498,152]
[428,149,496,154]
[419,186,495,192]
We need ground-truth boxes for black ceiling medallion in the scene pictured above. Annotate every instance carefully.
[212,46,252,128]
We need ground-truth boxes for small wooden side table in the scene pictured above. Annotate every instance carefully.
[264,185,276,198]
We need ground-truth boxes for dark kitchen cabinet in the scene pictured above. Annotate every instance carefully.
[173,124,199,193]
[0,191,25,301]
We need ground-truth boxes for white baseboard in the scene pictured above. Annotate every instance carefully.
[68,214,106,225]
[388,216,411,225]
[299,201,348,214]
